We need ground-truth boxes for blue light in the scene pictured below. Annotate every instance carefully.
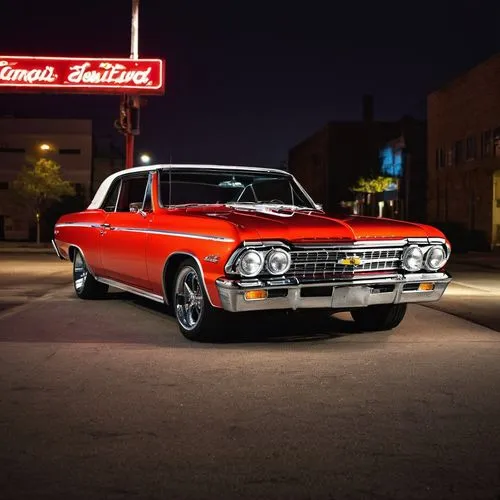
[380,146,403,177]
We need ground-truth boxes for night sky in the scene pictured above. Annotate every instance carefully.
[1,0,500,166]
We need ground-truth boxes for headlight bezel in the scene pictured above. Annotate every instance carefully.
[402,245,424,272]
[424,245,448,271]
[265,248,292,275]
[235,249,265,277]
[228,244,292,278]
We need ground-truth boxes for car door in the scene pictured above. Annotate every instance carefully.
[99,172,152,290]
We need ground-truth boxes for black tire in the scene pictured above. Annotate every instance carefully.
[173,258,226,342]
[72,249,108,300]
[350,303,407,332]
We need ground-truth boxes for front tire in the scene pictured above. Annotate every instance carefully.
[73,249,108,300]
[350,303,407,332]
[173,258,224,342]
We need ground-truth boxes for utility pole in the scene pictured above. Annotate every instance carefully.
[123,0,140,168]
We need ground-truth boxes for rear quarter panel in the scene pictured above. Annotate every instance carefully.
[54,210,106,273]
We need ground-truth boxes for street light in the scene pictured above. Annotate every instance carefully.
[39,143,52,152]
[140,153,151,164]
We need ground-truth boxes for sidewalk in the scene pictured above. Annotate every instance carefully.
[0,242,55,254]
[449,251,500,270]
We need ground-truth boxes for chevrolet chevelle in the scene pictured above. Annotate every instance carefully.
[52,164,452,341]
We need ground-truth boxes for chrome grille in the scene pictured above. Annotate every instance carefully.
[288,247,403,281]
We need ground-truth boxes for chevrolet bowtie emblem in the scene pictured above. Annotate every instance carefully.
[338,256,362,266]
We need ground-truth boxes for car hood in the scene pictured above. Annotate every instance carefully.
[182,206,443,242]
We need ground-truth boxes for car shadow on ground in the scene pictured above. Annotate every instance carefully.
[107,290,365,344]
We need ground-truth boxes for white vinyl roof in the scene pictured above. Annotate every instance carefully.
[88,163,292,209]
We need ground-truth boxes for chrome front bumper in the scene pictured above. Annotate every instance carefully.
[216,273,452,312]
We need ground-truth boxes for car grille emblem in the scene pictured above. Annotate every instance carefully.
[338,255,363,267]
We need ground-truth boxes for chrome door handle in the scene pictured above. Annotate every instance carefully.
[101,223,111,228]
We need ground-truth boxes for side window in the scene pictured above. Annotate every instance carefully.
[102,180,121,212]
[116,175,149,212]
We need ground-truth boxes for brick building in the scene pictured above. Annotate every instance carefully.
[288,96,427,221]
[427,53,500,250]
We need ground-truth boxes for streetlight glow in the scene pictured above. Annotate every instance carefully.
[40,143,51,151]
[140,153,151,164]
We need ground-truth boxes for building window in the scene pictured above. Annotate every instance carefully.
[446,148,453,167]
[435,148,445,168]
[0,182,8,189]
[494,128,500,157]
[465,136,476,160]
[0,147,25,153]
[481,130,492,158]
[59,148,81,155]
[454,140,463,165]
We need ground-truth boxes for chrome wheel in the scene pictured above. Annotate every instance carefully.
[175,266,204,331]
[74,251,88,292]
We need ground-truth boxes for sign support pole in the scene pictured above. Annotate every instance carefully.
[125,0,140,168]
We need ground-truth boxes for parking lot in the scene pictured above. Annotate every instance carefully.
[1,253,500,499]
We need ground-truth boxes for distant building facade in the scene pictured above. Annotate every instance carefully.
[288,96,427,221]
[0,118,92,240]
[428,53,500,250]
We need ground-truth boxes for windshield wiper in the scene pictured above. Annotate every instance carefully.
[167,203,216,208]
[226,202,314,211]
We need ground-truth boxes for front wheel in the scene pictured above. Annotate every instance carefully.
[350,303,407,332]
[173,258,225,342]
[73,249,108,299]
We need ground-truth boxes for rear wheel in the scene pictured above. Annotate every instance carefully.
[73,249,108,299]
[173,258,225,342]
[350,303,407,332]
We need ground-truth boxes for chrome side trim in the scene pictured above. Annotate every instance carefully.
[162,251,217,307]
[95,276,165,304]
[55,222,101,229]
[56,222,234,242]
[51,239,64,260]
[115,227,234,242]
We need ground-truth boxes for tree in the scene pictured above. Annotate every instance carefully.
[351,175,395,216]
[13,158,75,244]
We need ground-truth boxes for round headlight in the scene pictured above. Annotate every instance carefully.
[266,249,291,275]
[237,250,264,277]
[402,245,424,272]
[425,245,447,270]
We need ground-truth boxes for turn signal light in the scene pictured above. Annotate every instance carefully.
[419,282,435,291]
[244,290,268,301]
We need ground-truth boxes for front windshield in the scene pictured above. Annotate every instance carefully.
[159,169,315,209]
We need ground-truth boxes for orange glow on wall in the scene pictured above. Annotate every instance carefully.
[0,56,165,95]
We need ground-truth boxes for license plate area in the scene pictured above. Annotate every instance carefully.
[332,286,371,308]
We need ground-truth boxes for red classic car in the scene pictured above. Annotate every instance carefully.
[52,164,452,341]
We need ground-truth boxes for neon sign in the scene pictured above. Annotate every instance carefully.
[0,56,165,95]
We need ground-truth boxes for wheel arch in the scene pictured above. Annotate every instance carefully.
[67,244,96,276]
[162,252,216,307]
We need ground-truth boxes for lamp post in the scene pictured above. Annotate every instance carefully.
[124,0,140,169]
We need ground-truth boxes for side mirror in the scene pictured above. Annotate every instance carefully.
[129,202,142,213]
[129,202,148,217]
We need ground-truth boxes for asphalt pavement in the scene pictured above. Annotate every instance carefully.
[1,253,500,499]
